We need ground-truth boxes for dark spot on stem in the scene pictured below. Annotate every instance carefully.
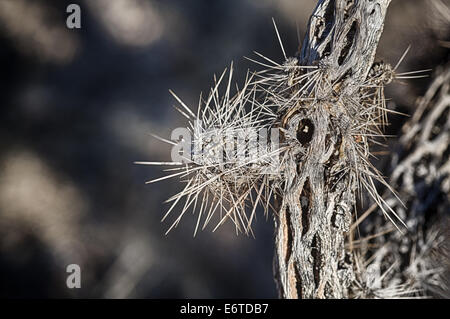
[300,178,311,237]
[295,265,304,299]
[338,21,358,66]
[285,206,293,264]
[297,119,314,145]
[311,234,322,288]
[321,0,336,41]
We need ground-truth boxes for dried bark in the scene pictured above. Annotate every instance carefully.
[273,0,392,299]
[355,65,450,298]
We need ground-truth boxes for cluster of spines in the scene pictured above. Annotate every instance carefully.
[138,21,430,239]
[138,64,285,236]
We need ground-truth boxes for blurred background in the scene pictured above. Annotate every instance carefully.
[0,0,448,298]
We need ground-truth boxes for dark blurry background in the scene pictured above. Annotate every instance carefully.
[0,0,448,298]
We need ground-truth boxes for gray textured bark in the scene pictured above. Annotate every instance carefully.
[389,65,448,294]
[273,0,392,299]
[353,64,450,299]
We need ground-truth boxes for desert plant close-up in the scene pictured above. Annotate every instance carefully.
[0,0,448,301]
